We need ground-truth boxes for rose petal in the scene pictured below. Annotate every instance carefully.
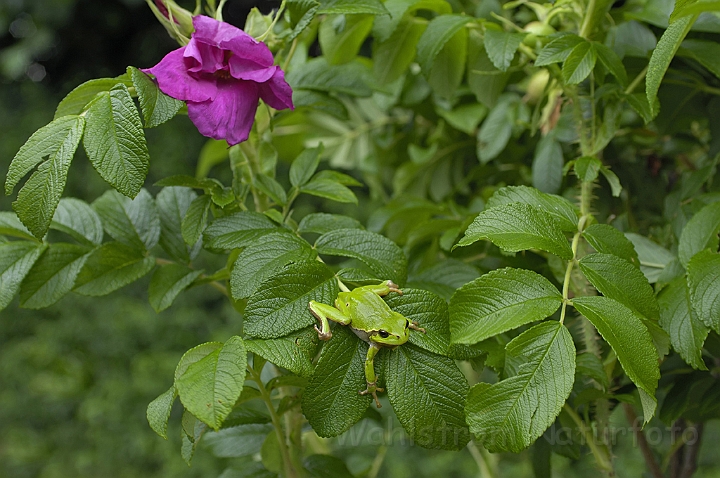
[229,58,276,82]
[187,79,259,145]
[184,37,224,73]
[258,69,294,110]
[145,47,217,102]
[192,15,273,67]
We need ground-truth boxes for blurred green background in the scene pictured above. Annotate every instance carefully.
[1,1,720,477]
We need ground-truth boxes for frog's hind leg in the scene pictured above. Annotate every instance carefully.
[308,301,351,341]
[359,343,384,408]
[365,280,403,297]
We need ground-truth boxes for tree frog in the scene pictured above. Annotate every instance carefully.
[308,280,425,408]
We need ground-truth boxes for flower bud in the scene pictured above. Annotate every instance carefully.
[147,0,194,45]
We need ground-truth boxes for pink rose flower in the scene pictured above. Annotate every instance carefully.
[145,15,293,145]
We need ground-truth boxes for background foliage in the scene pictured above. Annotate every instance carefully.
[2,0,720,477]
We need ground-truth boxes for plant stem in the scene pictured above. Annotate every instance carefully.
[623,403,663,478]
[367,443,388,478]
[467,441,495,478]
[563,404,614,474]
[248,365,301,478]
[625,66,648,95]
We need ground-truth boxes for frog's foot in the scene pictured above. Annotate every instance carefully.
[360,381,385,408]
[314,325,332,341]
[386,280,403,296]
[409,321,426,333]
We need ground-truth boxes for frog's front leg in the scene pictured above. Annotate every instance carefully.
[308,301,351,340]
[359,343,384,408]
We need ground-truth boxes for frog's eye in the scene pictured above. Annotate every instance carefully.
[378,330,390,338]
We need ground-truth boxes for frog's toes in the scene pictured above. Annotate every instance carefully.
[386,280,403,295]
[314,325,332,341]
[409,321,426,333]
[360,382,384,408]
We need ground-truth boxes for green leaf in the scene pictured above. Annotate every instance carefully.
[574,156,601,182]
[562,41,597,85]
[147,386,176,439]
[532,135,564,195]
[82,83,150,197]
[593,42,628,86]
[659,277,709,370]
[175,342,223,382]
[416,15,471,76]
[625,233,675,284]
[486,185,579,232]
[148,264,203,312]
[484,28,525,71]
[19,243,92,308]
[288,0,320,41]
[290,145,323,188]
[449,268,562,344]
[50,198,104,246]
[255,174,287,206]
[315,228,408,284]
[687,250,720,333]
[312,170,363,186]
[317,0,388,14]
[304,454,355,478]
[301,179,358,204]
[182,194,212,246]
[73,242,155,296]
[678,201,720,267]
[646,12,698,117]
[579,253,659,320]
[246,331,316,378]
[535,34,584,66]
[301,326,371,437]
[576,352,610,389]
[176,336,247,430]
[93,189,160,252]
[456,203,573,259]
[436,103,487,135]
[202,212,278,251]
[373,0,451,42]
[244,260,339,338]
[428,25,467,100]
[297,213,363,235]
[0,242,46,311]
[583,224,639,266]
[0,212,38,241]
[407,259,480,301]
[9,116,85,239]
[54,76,132,118]
[319,14,374,65]
[196,139,230,179]
[373,17,426,84]
[679,39,720,79]
[260,430,283,474]
[386,344,470,450]
[466,321,575,452]
[476,94,515,162]
[572,296,660,422]
[6,116,84,196]
[599,165,622,197]
[230,231,317,299]
[385,288,452,356]
[128,66,183,128]
[156,187,200,263]
[467,31,509,108]
[288,58,373,97]
[203,424,274,458]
